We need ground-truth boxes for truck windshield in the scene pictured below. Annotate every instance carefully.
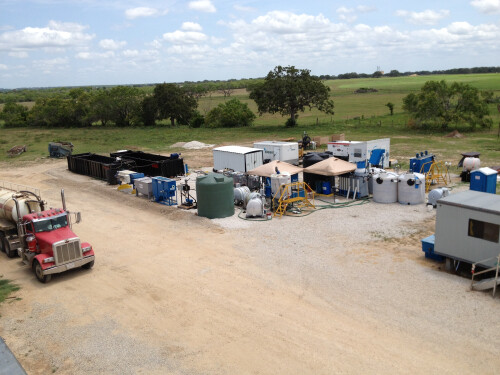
[33,215,68,233]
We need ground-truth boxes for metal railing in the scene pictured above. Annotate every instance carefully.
[471,254,500,297]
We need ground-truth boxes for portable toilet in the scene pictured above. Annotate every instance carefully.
[470,167,497,194]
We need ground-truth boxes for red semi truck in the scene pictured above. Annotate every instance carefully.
[0,181,95,283]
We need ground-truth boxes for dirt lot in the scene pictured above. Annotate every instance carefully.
[1,156,499,375]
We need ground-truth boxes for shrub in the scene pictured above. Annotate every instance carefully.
[205,98,256,128]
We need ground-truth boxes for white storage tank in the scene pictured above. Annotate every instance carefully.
[398,172,425,205]
[372,172,398,203]
[270,172,292,198]
[463,157,480,172]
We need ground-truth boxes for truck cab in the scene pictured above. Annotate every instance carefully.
[21,208,95,283]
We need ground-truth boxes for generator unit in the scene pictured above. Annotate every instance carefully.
[410,151,435,173]
[152,176,177,206]
[326,138,390,168]
[253,141,299,165]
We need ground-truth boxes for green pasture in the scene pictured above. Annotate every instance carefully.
[0,74,499,168]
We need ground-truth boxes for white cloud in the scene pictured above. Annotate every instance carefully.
[188,0,216,13]
[234,4,256,12]
[148,39,162,49]
[163,30,208,44]
[32,57,69,73]
[181,22,203,31]
[122,49,139,57]
[470,0,500,14]
[219,11,499,69]
[125,7,168,19]
[336,5,376,22]
[8,51,28,58]
[0,64,7,70]
[76,51,115,60]
[396,9,450,25]
[99,39,126,50]
[0,21,94,50]
[248,11,333,34]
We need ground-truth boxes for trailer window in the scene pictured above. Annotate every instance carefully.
[468,219,500,243]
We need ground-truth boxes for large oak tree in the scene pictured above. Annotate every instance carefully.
[249,66,334,126]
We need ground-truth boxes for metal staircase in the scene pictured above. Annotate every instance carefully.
[471,254,500,297]
[420,160,451,192]
[273,182,315,218]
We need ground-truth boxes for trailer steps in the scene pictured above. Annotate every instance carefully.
[471,254,500,297]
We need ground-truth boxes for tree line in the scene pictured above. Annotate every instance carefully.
[0,66,496,130]
[0,84,258,129]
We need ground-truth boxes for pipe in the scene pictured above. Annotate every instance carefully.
[61,189,67,211]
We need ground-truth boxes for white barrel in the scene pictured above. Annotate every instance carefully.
[398,173,425,205]
[246,196,264,217]
[463,157,480,171]
[372,172,398,203]
[427,187,450,207]
[0,188,42,223]
[243,191,261,208]
[234,186,250,205]
[270,172,291,197]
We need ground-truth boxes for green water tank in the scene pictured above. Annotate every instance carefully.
[196,173,234,219]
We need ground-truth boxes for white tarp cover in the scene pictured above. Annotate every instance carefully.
[247,160,303,177]
[303,157,356,176]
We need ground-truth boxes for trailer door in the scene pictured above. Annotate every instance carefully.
[245,151,262,172]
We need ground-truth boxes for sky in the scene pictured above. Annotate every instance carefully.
[0,0,499,89]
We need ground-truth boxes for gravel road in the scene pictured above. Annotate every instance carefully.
[0,159,499,375]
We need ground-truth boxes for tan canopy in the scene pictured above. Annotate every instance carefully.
[303,157,356,176]
[247,160,303,177]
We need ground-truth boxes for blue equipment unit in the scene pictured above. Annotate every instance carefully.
[421,234,443,261]
[356,161,366,168]
[410,151,434,173]
[129,172,145,185]
[152,176,177,206]
[291,173,299,183]
[470,168,498,194]
[368,149,385,167]
[315,180,332,195]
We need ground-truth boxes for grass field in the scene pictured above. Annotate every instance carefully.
[0,74,499,167]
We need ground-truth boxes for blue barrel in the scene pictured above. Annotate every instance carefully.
[322,181,332,195]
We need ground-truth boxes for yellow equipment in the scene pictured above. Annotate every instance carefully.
[420,160,451,192]
[273,181,315,218]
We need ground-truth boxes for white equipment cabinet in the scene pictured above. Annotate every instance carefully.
[213,146,264,173]
[327,138,390,168]
[253,141,299,165]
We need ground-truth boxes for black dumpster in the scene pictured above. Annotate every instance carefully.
[109,150,184,178]
[67,153,135,184]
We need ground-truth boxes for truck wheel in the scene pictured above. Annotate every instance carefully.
[4,239,17,258]
[0,233,4,253]
[82,260,94,270]
[33,260,51,283]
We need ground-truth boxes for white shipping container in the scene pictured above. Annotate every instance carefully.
[253,141,299,165]
[213,146,264,172]
[327,138,390,168]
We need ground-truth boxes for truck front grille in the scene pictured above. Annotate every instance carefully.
[53,238,82,265]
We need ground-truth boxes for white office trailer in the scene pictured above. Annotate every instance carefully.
[253,141,300,165]
[326,138,391,168]
[434,190,500,268]
[213,146,264,173]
